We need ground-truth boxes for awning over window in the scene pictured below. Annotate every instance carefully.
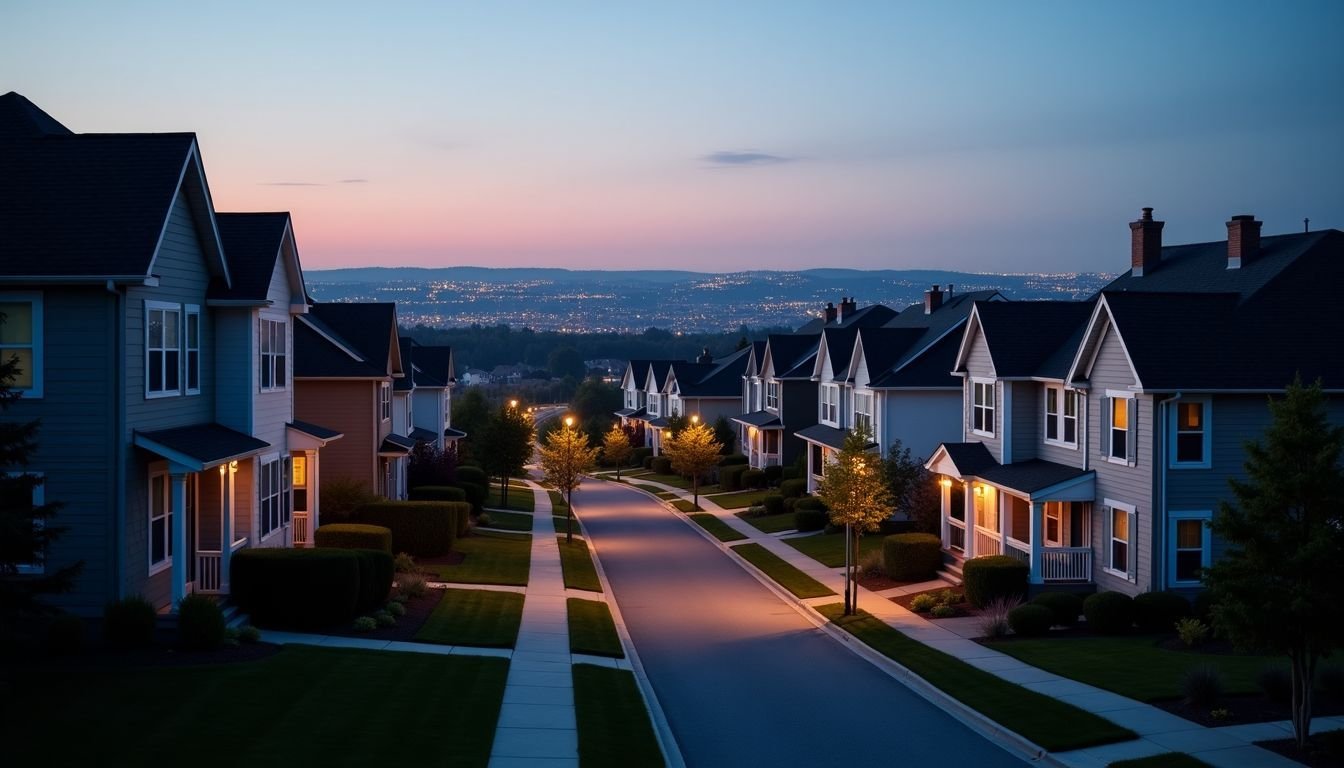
[409,427,439,443]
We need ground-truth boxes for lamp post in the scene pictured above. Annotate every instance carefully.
[564,415,576,541]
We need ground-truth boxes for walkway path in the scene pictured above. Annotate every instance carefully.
[616,472,1342,767]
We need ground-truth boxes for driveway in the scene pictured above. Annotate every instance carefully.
[575,479,1025,767]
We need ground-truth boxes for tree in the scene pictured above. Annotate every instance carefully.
[882,439,940,534]
[451,388,491,459]
[601,424,633,480]
[538,419,600,543]
[816,426,893,615]
[662,420,722,509]
[1203,378,1344,751]
[547,346,586,381]
[407,441,458,489]
[477,403,534,507]
[0,331,82,619]
[713,415,736,456]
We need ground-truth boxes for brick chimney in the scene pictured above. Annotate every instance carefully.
[823,302,837,324]
[838,296,857,322]
[697,347,713,364]
[1226,214,1261,269]
[924,284,944,315]
[1129,207,1164,277]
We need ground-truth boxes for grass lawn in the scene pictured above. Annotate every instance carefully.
[629,482,666,495]
[736,510,797,534]
[554,514,581,536]
[427,530,532,586]
[817,604,1136,752]
[785,531,884,567]
[548,489,568,513]
[655,491,679,500]
[480,509,533,532]
[731,543,836,599]
[703,489,772,509]
[568,598,625,658]
[573,664,664,767]
[688,513,747,542]
[486,484,536,512]
[0,645,508,766]
[641,473,693,489]
[670,499,700,512]
[1110,754,1212,768]
[989,634,1282,702]
[559,537,603,592]
[415,588,525,647]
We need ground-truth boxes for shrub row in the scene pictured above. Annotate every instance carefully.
[962,555,1028,608]
[719,454,748,467]
[720,464,750,491]
[353,501,469,557]
[1081,590,1193,635]
[232,547,392,628]
[314,523,393,553]
[795,507,829,532]
[630,447,652,466]
[740,468,766,489]
[779,478,807,499]
[455,465,488,487]
[882,533,941,581]
[762,494,785,515]
[409,485,467,503]
[651,456,673,475]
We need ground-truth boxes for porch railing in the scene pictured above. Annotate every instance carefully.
[196,551,222,594]
[973,527,1001,556]
[1004,539,1031,566]
[293,512,310,547]
[1041,547,1093,582]
[947,518,966,551]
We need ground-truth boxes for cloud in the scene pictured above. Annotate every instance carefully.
[702,149,794,167]
[339,178,368,184]
[261,181,324,186]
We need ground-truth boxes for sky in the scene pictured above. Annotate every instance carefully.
[4,1,1342,273]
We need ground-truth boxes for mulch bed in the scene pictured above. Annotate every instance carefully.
[318,588,443,642]
[889,583,975,619]
[1152,694,1344,730]
[1256,732,1344,768]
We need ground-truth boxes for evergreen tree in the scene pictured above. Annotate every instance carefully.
[601,424,633,480]
[817,426,892,615]
[662,420,722,510]
[1204,378,1344,750]
[538,419,599,543]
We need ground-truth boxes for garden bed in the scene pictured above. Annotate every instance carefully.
[1151,692,1344,729]
[1255,730,1344,768]
[318,587,444,641]
[890,583,974,618]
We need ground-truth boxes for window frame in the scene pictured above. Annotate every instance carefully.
[970,378,996,438]
[1106,393,1136,465]
[0,292,43,398]
[1042,385,1080,448]
[145,301,182,399]
[1103,499,1137,581]
[379,382,392,422]
[184,305,201,395]
[1167,510,1212,587]
[259,318,287,392]
[1169,399,1212,469]
[820,384,839,425]
[258,455,285,539]
[765,380,779,411]
[148,469,172,575]
[853,390,873,436]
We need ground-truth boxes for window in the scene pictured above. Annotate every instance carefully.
[766,381,779,410]
[293,455,308,511]
[821,385,839,424]
[1169,511,1211,585]
[1044,502,1062,547]
[0,293,42,397]
[1063,390,1078,444]
[1105,501,1136,580]
[624,390,636,409]
[146,302,181,397]
[259,457,286,538]
[853,391,873,434]
[185,306,201,394]
[811,443,825,478]
[149,471,172,574]
[971,380,995,436]
[753,382,762,410]
[647,392,659,416]
[1044,386,1079,446]
[3,473,45,573]
[1107,395,1134,463]
[1045,388,1059,441]
[1172,401,1210,467]
[259,319,287,391]
[380,382,391,421]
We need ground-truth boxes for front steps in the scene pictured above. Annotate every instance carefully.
[937,550,965,586]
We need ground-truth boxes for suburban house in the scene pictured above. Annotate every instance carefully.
[927,210,1344,595]
[615,359,674,454]
[294,302,414,501]
[405,339,464,452]
[735,342,769,455]
[658,347,753,436]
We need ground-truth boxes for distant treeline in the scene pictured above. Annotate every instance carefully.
[403,323,793,374]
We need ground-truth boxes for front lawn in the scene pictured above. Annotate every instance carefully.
[818,604,1136,752]
[736,511,796,534]
[629,482,666,495]
[415,588,525,647]
[640,473,693,489]
[785,531,884,567]
[0,645,509,766]
[559,537,603,592]
[989,634,1281,702]
[730,543,836,599]
[688,513,747,542]
[479,509,533,532]
[555,514,581,536]
[547,489,568,513]
[568,598,624,658]
[670,499,699,512]
[486,484,536,512]
[574,664,664,767]
[703,489,772,509]
[426,530,532,586]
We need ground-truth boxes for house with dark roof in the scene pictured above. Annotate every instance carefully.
[398,337,462,452]
[659,347,752,435]
[928,209,1344,596]
[294,302,410,500]
[615,359,678,454]
[0,92,334,613]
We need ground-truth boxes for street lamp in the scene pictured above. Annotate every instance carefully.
[564,416,574,428]
[690,414,700,425]
[509,399,518,409]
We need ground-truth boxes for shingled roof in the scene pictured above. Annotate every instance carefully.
[211,212,292,302]
[295,303,401,379]
[971,300,1094,379]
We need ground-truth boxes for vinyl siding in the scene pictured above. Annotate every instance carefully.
[214,309,252,433]
[1010,381,1039,462]
[1038,385,1085,467]
[881,391,962,461]
[254,312,292,451]
[295,380,378,491]
[413,387,447,450]
[962,333,1003,461]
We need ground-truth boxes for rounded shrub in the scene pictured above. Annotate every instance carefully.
[930,603,957,619]
[761,494,785,515]
[409,485,467,503]
[911,593,938,613]
[1008,604,1055,637]
[1032,591,1085,628]
[779,478,807,499]
[454,481,486,513]
[719,453,748,467]
[104,595,157,649]
[782,496,797,513]
[314,523,393,554]
[651,456,673,475]
[882,533,942,581]
[794,496,828,512]
[780,466,801,481]
[353,501,465,557]
[795,507,829,532]
[740,468,766,489]
[763,465,783,486]
[641,455,656,470]
[1083,591,1135,635]
[720,464,749,491]
[1133,591,1192,634]
[455,465,488,488]
[352,549,395,611]
[630,447,652,467]
[177,593,226,650]
[961,555,1029,608]
[231,548,362,629]
[45,614,85,655]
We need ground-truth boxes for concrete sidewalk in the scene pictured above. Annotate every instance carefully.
[614,471,1333,768]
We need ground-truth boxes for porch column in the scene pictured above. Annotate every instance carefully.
[940,481,950,549]
[963,482,975,559]
[997,489,1008,550]
[309,450,321,532]
[219,463,233,591]
[169,470,189,607]
[1029,501,1044,584]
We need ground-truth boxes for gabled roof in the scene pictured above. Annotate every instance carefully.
[763,333,818,380]
[395,338,417,391]
[814,326,862,382]
[411,344,456,388]
[859,290,1001,389]
[731,411,783,429]
[962,300,1094,380]
[851,327,926,383]
[1103,231,1332,302]
[869,330,964,389]
[211,212,304,304]
[678,346,752,398]
[296,302,402,379]
[664,361,716,395]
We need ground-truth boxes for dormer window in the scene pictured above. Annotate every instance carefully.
[820,385,839,424]
[765,381,779,411]
[971,379,995,437]
[1044,386,1078,447]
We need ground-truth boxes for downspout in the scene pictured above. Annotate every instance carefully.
[106,281,126,601]
[1156,392,1183,592]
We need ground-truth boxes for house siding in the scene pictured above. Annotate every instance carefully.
[780,379,819,468]
[880,391,962,461]
[962,334,1003,461]
[213,309,252,434]
[296,381,378,492]
[1037,385,1085,467]
[1010,381,1039,462]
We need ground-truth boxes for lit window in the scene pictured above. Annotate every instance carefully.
[1109,397,1130,461]
[972,380,995,436]
[1174,519,1203,581]
[149,471,172,573]
[260,319,287,391]
[1106,502,1136,580]
[1175,402,1206,464]
[0,294,42,396]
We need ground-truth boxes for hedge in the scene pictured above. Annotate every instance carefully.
[642,455,656,470]
[651,456,673,475]
[962,555,1028,608]
[795,508,829,532]
[1083,591,1135,635]
[352,548,394,611]
[1032,591,1084,628]
[719,454,748,467]
[763,465,783,486]
[409,485,468,503]
[882,533,942,581]
[794,496,828,512]
[720,464,749,491]
[455,465,488,487]
[779,478,807,499]
[762,494,785,515]
[1008,604,1054,637]
[780,466,801,481]
[231,548,362,628]
[1133,591,1192,634]
[454,481,486,513]
[630,447,652,466]
[314,523,393,554]
[740,468,766,489]
[353,501,464,557]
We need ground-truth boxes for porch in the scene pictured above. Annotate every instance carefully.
[732,411,783,469]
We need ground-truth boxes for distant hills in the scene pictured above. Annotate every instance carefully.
[306,266,1114,333]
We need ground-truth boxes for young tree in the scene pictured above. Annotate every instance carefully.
[1203,378,1344,750]
[662,420,722,510]
[538,418,600,543]
[478,403,534,507]
[883,439,940,534]
[713,415,736,456]
[451,388,491,460]
[601,423,633,480]
[817,426,893,615]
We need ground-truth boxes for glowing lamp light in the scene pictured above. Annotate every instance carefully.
[973,485,984,496]
[509,399,518,409]
[690,414,700,424]
[564,416,574,427]
[939,478,952,488]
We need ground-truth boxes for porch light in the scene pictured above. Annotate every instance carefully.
[229,460,238,471]
[939,478,952,488]
[219,464,227,476]
[691,414,699,424]
[973,484,983,496]
[510,399,518,409]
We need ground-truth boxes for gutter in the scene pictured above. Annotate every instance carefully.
[106,280,127,602]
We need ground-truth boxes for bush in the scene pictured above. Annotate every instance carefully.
[238,625,261,643]
[319,475,379,522]
[409,485,467,503]
[937,589,963,606]
[393,552,416,573]
[719,453,748,467]
[781,466,801,481]
[782,496,797,513]
[630,447,652,467]
[176,594,226,650]
[354,501,464,557]
[453,481,487,513]
[1083,591,1135,635]
[374,610,396,627]
[882,533,942,581]
[314,523,393,554]
[1183,665,1223,708]
[779,478,807,499]
[794,496,828,512]
[761,494,785,515]
[352,549,395,612]
[104,596,156,649]
[651,456,673,475]
[232,548,362,629]
[962,555,1028,608]
[455,465,488,488]
[857,548,886,579]
[740,468,766,489]
[1175,617,1210,647]
[911,593,937,613]
[398,572,428,598]
[386,600,406,617]
[1032,592,1085,628]
[795,508,828,532]
[720,464,749,491]
[1258,666,1291,705]
[930,604,957,619]
[353,616,377,632]
[1008,604,1054,637]
[763,465,783,486]
[642,455,656,470]
[1133,591,1192,634]
[46,614,85,655]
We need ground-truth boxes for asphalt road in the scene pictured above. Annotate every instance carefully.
[575,479,1026,768]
